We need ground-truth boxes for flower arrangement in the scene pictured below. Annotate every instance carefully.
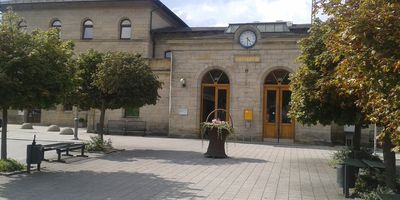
[200,119,234,138]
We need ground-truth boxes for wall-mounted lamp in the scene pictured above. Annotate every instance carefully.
[180,78,186,87]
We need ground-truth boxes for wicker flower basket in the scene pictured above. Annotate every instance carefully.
[201,109,234,158]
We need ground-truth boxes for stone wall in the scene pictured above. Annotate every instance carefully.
[155,33,330,141]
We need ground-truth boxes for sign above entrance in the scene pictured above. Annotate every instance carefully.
[234,55,261,63]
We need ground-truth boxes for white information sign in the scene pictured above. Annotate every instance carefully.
[178,108,188,116]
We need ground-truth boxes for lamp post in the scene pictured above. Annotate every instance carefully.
[73,106,79,140]
[373,124,377,155]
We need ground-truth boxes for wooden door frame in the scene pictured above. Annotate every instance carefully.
[263,84,295,140]
[200,83,230,123]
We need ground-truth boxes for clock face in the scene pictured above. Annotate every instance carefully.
[239,30,257,48]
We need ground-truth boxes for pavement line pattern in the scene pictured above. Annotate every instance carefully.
[0,125,345,200]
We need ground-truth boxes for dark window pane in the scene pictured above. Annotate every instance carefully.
[165,51,172,59]
[63,104,73,111]
[120,27,131,39]
[266,90,276,123]
[52,20,61,27]
[265,73,278,84]
[125,107,139,117]
[265,69,291,85]
[202,87,215,122]
[202,70,229,84]
[121,20,130,26]
[217,89,227,121]
[26,109,41,123]
[84,20,93,26]
[18,21,27,31]
[84,27,93,39]
[281,91,292,123]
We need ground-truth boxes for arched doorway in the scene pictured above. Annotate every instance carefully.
[201,69,230,122]
[263,69,295,139]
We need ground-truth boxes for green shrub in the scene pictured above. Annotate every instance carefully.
[329,147,352,167]
[359,185,394,200]
[354,169,385,196]
[0,159,24,172]
[329,147,380,167]
[85,136,113,152]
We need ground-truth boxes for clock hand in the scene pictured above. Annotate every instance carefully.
[247,38,250,46]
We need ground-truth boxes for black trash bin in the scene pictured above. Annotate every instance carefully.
[26,144,43,173]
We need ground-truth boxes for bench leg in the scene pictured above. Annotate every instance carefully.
[56,150,66,163]
[63,149,73,157]
[77,146,88,157]
[41,151,50,162]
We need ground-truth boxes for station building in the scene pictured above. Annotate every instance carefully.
[1,0,369,144]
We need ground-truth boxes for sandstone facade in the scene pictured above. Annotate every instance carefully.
[0,0,356,144]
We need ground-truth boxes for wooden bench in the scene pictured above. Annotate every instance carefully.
[56,143,87,163]
[42,143,86,162]
[97,120,147,136]
[106,120,126,135]
[42,142,73,161]
[125,121,146,136]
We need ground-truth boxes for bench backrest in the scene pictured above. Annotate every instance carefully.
[107,120,126,130]
[126,121,146,131]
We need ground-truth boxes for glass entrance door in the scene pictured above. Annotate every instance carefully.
[201,85,229,122]
[263,85,294,139]
[26,109,41,123]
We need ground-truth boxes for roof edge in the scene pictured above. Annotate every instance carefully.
[152,0,188,28]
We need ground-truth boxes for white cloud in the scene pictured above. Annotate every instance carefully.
[162,0,312,27]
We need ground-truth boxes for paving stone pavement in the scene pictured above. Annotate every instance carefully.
[0,125,345,200]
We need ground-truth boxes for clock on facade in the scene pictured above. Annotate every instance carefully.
[239,30,257,48]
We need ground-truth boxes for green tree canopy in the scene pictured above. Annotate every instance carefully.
[0,9,74,159]
[315,0,400,191]
[75,50,163,141]
[290,19,367,150]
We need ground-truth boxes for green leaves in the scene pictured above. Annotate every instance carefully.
[0,9,74,110]
[75,49,163,110]
[290,19,363,126]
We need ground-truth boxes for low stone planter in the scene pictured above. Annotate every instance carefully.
[60,128,74,135]
[47,125,60,132]
[21,123,33,129]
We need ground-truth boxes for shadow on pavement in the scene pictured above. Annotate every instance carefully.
[0,170,203,200]
[99,149,268,165]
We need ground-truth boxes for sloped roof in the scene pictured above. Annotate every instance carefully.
[0,0,188,27]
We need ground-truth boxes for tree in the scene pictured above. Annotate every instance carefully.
[315,0,400,191]
[290,19,367,150]
[75,50,162,141]
[0,9,74,159]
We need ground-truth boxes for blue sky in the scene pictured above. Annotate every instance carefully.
[0,0,313,26]
[161,0,313,27]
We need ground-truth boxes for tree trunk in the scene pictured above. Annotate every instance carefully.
[1,108,8,160]
[353,123,362,151]
[382,132,396,191]
[98,101,106,142]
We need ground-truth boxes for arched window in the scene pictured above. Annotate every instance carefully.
[51,20,62,37]
[264,69,290,85]
[51,20,62,29]
[82,19,94,40]
[18,21,27,31]
[201,69,230,122]
[202,69,230,84]
[120,19,131,39]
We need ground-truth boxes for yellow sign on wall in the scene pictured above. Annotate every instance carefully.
[234,55,261,63]
[244,109,253,121]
